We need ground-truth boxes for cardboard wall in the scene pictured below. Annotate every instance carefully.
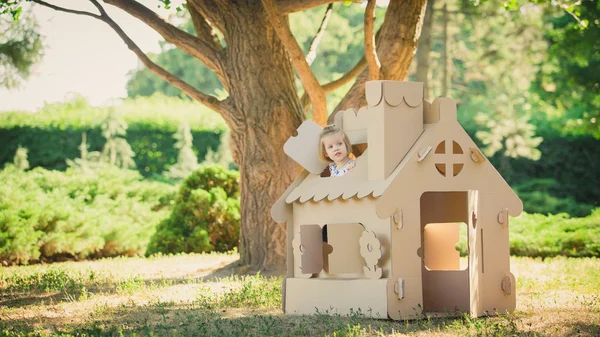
[478,193,516,314]
[291,197,391,279]
[386,196,424,320]
[366,81,424,180]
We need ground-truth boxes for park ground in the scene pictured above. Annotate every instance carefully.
[0,253,599,337]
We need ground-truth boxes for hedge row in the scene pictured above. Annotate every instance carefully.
[0,94,226,177]
[0,125,222,177]
[489,130,600,209]
[509,208,600,258]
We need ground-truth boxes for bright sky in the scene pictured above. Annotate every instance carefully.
[0,1,181,112]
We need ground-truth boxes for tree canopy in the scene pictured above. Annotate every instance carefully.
[0,15,43,89]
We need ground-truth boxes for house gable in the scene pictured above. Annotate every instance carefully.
[375,97,523,219]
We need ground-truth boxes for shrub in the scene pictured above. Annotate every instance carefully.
[514,178,595,217]
[510,208,600,258]
[453,209,600,258]
[0,166,175,265]
[147,165,240,255]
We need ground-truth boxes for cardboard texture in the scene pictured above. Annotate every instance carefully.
[272,80,522,319]
[327,223,365,274]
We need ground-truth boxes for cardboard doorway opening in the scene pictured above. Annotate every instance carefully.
[420,192,470,314]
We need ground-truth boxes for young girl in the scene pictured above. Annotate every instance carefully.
[318,124,355,177]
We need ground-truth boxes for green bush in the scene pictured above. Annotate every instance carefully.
[453,209,599,258]
[514,178,595,217]
[510,208,600,258]
[484,131,600,209]
[0,166,175,265]
[147,165,240,255]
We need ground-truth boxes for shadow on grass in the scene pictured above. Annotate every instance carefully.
[569,322,600,336]
[0,260,246,309]
[0,300,570,337]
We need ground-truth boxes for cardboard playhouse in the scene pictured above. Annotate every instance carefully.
[271,81,523,320]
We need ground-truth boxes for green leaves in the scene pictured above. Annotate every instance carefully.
[146,165,240,256]
[0,15,43,89]
[0,0,25,21]
[0,166,176,265]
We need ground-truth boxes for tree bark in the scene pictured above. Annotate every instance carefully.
[220,4,304,273]
[364,0,380,81]
[416,0,435,100]
[262,0,327,126]
[332,0,428,117]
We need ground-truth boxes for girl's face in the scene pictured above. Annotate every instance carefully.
[322,132,348,165]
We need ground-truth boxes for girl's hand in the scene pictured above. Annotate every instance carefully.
[347,161,356,170]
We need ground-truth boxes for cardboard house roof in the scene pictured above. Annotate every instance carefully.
[273,81,522,221]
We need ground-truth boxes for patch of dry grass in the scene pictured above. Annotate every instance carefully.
[0,254,598,336]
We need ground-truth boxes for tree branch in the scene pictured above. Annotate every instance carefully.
[187,1,223,51]
[330,0,428,123]
[364,0,380,80]
[102,0,224,78]
[262,0,327,126]
[277,0,360,14]
[34,0,230,120]
[90,0,228,116]
[186,0,227,38]
[323,57,367,93]
[301,56,367,113]
[305,3,333,65]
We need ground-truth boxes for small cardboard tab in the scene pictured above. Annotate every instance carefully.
[283,120,327,174]
[497,209,506,224]
[418,146,432,162]
[394,278,404,299]
[501,275,512,295]
[470,147,486,163]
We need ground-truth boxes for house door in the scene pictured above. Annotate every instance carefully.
[420,191,471,314]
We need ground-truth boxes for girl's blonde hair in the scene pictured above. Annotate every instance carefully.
[318,124,352,163]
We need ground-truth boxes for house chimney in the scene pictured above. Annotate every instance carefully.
[366,81,424,180]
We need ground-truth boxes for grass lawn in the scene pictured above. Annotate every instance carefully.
[0,253,598,336]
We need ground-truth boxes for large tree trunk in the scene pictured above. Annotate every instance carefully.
[222,5,304,273]
[332,0,428,116]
